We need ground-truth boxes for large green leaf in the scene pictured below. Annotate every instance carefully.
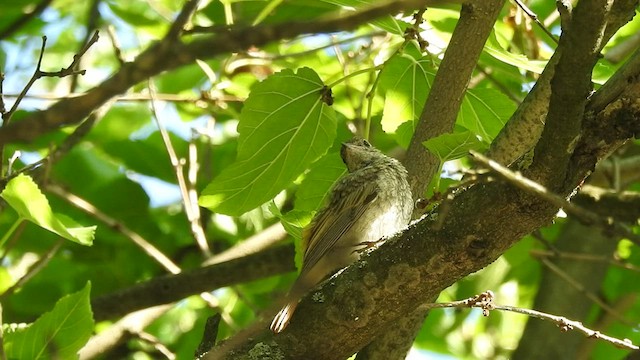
[423,131,487,163]
[378,43,436,148]
[1,174,95,246]
[200,67,337,216]
[484,33,548,75]
[4,282,94,359]
[457,88,516,143]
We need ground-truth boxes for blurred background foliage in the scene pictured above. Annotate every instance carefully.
[0,0,639,359]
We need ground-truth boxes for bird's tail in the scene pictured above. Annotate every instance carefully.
[270,301,299,333]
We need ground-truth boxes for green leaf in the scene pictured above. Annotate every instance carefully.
[1,174,95,246]
[294,151,346,213]
[200,67,337,216]
[423,131,487,163]
[484,33,548,74]
[457,88,516,143]
[4,282,94,359]
[378,43,436,148]
[267,203,313,272]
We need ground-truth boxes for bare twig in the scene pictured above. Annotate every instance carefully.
[421,291,639,350]
[149,81,211,256]
[538,257,637,328]
[79,305,172,360]
[105,25,126,64]
[166,0,201,40]
[3,30,100,124]
[247,32,385,61]
[511,0,559,44]
[0,239,63,300]
[0,303,5,360]
[0,102,113,193]
[137,331,176,359]
[1,91,243,104]
[530,249,640,273]
[69,0,102,92]
[0,72,6,116]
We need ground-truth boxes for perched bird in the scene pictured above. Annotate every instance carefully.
[270,137,413,333]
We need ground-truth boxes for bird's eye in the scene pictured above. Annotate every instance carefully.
[362,139,371,147]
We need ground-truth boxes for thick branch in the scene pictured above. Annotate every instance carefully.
[364,2,505,358]
[207,94,637,358]
[487,0,638,166]
[92,244,293,321]
[530,0,613,188]
[404,0,505,198]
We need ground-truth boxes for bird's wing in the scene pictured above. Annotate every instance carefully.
[300,180,378,273]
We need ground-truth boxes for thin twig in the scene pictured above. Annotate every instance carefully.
[0,302,5,360]
[530,249,640,273]
[1,91,243,104]
[421,291,639,350]
[187,130,210,255]
[105,25,126,64]
[137,331,176,359]
[0,72,6,116]
[69,0,102,92]
[470,151,640,246]
[0,102,113,193]
[511,0,559,44]
[538,257,637,328]
[249,32,385,61]
[79,305,172,360]
[166,0,201,40]
[0,239,64,300]
[46,184,181,274]
[3,30,100,124]
[148,81,211,256]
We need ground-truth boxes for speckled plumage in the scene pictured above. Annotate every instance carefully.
[270,138,413,333]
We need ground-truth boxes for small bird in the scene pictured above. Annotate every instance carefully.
[270,137,413,333]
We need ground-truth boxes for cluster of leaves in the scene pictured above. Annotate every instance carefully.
[0,0,639,359]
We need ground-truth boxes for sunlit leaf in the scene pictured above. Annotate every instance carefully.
[484,33,548,74]
[378,43,436,148]
[1,174,95,245]
[200,67,337,215]
[4,282,94,359]
[457,88,516,143]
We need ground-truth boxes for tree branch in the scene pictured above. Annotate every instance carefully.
[0,0,434,145]
[91,244,294,321]
[404,0,505,198]
[364,1,506,358]
[486,0,638,166]
[205,91,638,358]
[529,0,613,188]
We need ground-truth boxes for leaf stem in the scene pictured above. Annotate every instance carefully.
[326,65,382,88]
[364,70,383,140]
[0,218,24,249]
